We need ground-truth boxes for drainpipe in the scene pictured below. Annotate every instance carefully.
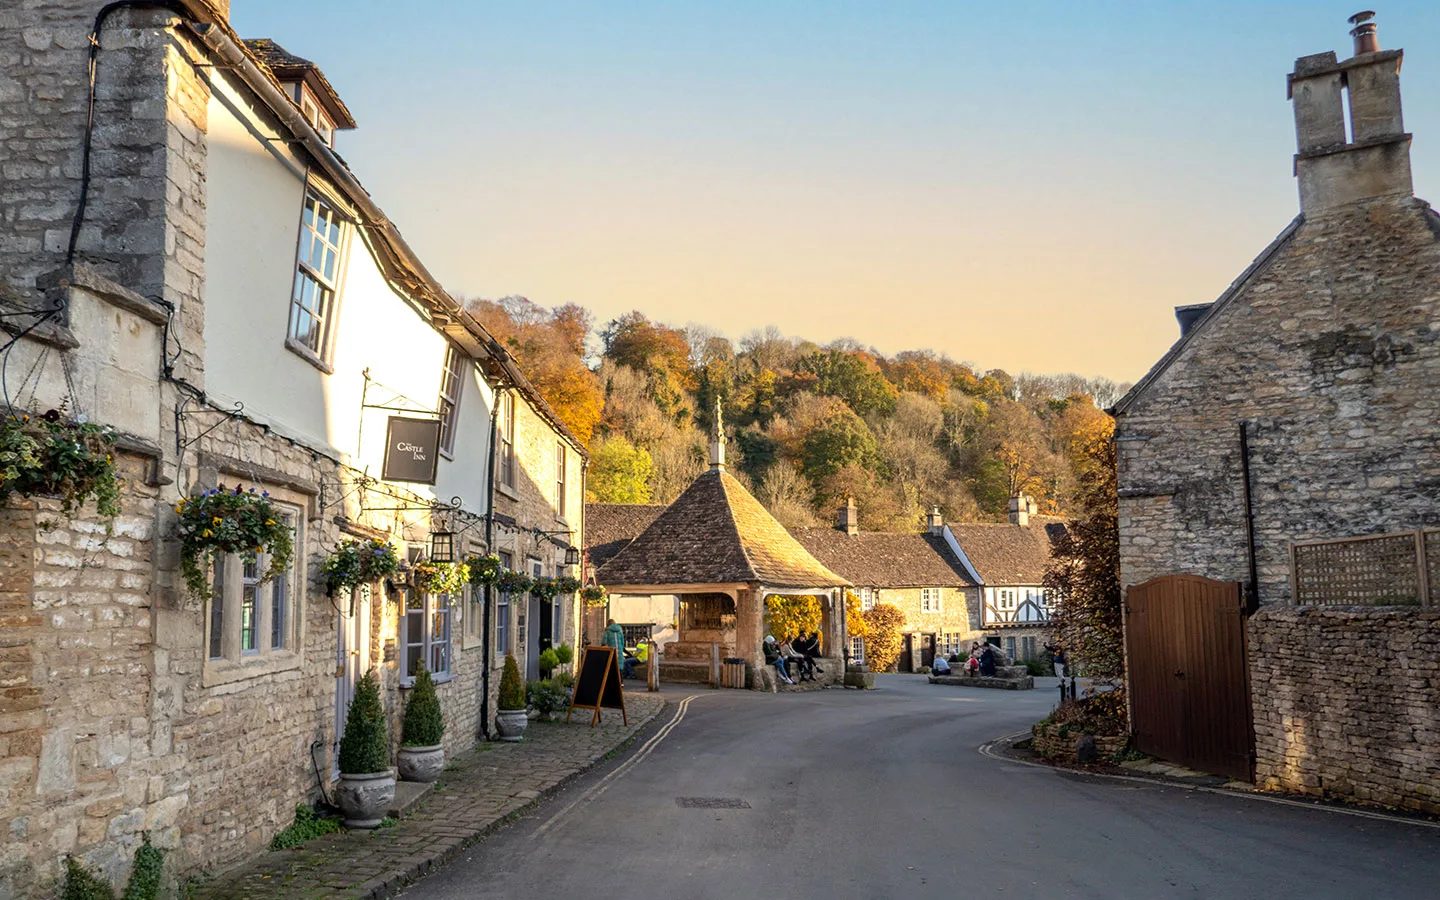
[479,388,504,739]
[1238,421,1261,615]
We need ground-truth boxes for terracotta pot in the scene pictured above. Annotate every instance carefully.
[335,770,395,828]
[396,744,444,783]
[496,709,528,742]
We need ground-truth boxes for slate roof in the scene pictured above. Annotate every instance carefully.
[597,469,849,589]
[243,38,358,129]
[790,528,977,589]
[945,517,1068,586]
[586,502,666,568]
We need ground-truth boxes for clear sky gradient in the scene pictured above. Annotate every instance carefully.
[230,2,1440,384]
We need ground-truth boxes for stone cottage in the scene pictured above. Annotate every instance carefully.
[1112,15,1440,812]
[792,503,982,671]
[0,2,582,895]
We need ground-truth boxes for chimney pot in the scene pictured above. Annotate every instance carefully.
[1007,495,1029,528]
[1350,11,1380,55]
[927,506,944,534]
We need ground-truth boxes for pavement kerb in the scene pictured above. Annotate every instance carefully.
[351,698,671,900]
[979,730,1440,832]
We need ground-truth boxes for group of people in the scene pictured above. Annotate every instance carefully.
[762,632,822,685]
[931,642,998,677]
[601,619,650,680]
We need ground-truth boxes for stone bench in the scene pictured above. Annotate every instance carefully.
[928,674,1034,690]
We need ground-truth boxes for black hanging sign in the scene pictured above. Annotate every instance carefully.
[567,646,627,727]
[382,416,442,484]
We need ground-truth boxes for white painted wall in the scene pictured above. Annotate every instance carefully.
[608,594,679,648]
[202,71,494,514]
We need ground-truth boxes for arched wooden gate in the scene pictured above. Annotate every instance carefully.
[1124,575,1254,781]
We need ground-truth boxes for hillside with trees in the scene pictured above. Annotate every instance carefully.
[467,297,1124,530]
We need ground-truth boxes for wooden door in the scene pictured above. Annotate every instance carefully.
[1124,575,1253,781]
[334,585,371,775]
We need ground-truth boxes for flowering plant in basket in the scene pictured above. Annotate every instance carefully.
[177,485,293,600]
[323,538,401,597]
[496,568,533,596]
[0,410,121,519]
[531,576,560,600]
[555,576,582,595]
[579,584,608,607]
[412,558,469,595]
[467,554,502,587]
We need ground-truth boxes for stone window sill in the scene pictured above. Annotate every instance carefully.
[495,481,520,502]
[400,673,456,689]
[202,649,302,688]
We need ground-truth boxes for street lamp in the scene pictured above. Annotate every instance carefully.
[430,530,454,563]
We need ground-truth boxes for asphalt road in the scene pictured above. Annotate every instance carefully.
[406,675,1440,900]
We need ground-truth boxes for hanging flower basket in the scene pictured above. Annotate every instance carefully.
[0,411,121,519]
[496,568,533,596]
[531,576,559,600]
[467,554,502,587]
[176,485,293,600]
[412,558,470,595]
[556,575,582,596]
[323,538,401,597]
[579,584,608,607]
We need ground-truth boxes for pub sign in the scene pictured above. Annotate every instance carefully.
[382,416,442,484]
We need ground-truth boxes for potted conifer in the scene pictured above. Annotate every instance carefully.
[397,664,445,782]
[496,653,528,742]
[335,670,395,827]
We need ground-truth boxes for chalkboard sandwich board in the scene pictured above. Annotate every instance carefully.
[567,645,628,727]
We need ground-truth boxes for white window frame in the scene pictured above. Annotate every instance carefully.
[495,551,513,655]
[921,587,942,613]
[850,635,865,664]
[556,442,567,514]
[438,344,465,458]
[286,192,347,368]
[497,393,516,492]
[297,86,335,146]
[204,504,302,685]
[401,591,454,685]
[860,587,875,611]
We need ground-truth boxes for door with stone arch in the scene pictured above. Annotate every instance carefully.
[334,585,371,776]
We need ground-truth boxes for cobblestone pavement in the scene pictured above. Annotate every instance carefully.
[188,694,667,900]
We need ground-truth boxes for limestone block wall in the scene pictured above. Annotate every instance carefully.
[1116,196,1440,604]
[0,454,159,898]
[865,586,981,669]
[1249,606,1440,814]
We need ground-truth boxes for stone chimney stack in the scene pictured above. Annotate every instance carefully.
[1008,494,1029,527]
[708,397,726,471]
[838,498,860,536]
[1288,12,1412,216]
[927,506,944,535]
[1027,497,1038,517]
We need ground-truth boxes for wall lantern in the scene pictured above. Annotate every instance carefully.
[430,531,455,563]
[564,546,580,568]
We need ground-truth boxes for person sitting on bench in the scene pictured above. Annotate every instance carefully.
[763,636,794,685]
[932,654,951,675]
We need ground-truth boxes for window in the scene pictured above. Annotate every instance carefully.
[297,88,334,146]
[288,193,345,362]
[860,587,875,611]
[438,344,465,457]
[497,393,516,490]
[496,551,513,655]
[207,509,298,664]
[1000,589,1016,610]
[921,588,942,613]
[555,442,567,513]
[941,632,963,658]
[1005,636,1017,659]
[1021,636,1037,661]
[850,636,865,664]
[620,624,651,647]
[402,591,453,683]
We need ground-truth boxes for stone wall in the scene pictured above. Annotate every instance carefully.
[1249,605,1440,813]
[1116,195,1440,604]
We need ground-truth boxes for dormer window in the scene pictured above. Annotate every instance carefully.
[244,38,357,150]
[294,84,335,147]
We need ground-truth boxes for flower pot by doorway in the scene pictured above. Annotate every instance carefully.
[496,653,527,741]
[335,770,396,827]
[496,709,528,742]
[336,670,395,827]
[396,745,444,783]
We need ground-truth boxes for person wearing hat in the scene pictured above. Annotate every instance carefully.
[762,635,794,685]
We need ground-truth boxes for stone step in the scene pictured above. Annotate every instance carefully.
[659,660,714,684]
[388,780,432,818]
[928,674,1034,690]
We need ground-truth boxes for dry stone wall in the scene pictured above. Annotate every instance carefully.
[1249,606,1440,813]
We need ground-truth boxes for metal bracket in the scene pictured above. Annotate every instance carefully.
[175,400,243,454]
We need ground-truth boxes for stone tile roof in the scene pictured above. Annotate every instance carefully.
[945,517,1068,586]
[585,502,666,568]
[243,38,357,129]
[790,528,977,589]
[597,469,849,589]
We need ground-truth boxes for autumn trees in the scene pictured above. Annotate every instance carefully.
[466,299,1124,529]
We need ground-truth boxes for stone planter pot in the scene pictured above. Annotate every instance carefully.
[396,744,444,783]
[335,770,396,828]
[496,709,528,742]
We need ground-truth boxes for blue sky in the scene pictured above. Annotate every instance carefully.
[230,2,1440,383]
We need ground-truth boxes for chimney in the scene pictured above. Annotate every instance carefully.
[927,506,944,535]
[837,498,859,536]
[708,397,727,471]
[1026,496,1038,516]
[1288,12,1412,216]
[1007,495,1028,527]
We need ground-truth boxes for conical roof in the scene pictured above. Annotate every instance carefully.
[597,469,849,589]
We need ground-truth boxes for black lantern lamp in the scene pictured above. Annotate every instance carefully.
[430,530,455,563]
[563,545,580,568]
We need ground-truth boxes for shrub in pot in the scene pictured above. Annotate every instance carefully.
[397,664,445,782]
[526,678,570,721]
[555,643,574,670]
[537,647,559,678]
[496,653,527,741]
[335,670,394,827]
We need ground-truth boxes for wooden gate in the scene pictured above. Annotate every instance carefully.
[1124,575,1254,781]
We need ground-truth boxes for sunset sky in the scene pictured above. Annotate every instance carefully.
[230,1,1440,384]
